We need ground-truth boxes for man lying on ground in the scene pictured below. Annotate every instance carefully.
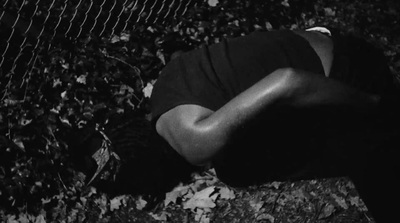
[71,27,400,222]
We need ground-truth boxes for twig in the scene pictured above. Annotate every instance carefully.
[104,54,144,88]
[271,188,284,214]
[58,173,67,190]
[1,75,12,101]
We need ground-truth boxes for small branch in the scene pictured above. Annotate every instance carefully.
[104,54,144,88]
[58,173,68,190]
[1,75,13,101]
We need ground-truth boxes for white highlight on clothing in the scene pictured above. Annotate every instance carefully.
[306,27,332,36]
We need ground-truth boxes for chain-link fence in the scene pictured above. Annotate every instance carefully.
[0,0,198,100]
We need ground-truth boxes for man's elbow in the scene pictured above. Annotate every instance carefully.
[182,152,210,167]
[271,67,315,105]
[177,138,223,166]
[177,143,213,166]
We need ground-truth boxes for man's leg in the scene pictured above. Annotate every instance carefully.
[350,145,400,223]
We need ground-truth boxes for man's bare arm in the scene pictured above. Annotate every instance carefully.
[156,68,380,166]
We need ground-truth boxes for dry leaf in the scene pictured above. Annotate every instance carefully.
[250,199,264,212]
[17,213,30,223]
[120,33,130,42]
[270,181,281,189]
[61,63,69,69]
[165,184,190,206]
[111,35,120,43]
[136,196,148,210]
[7,215,19,223]
[207,0,219,7]
[110,195,127,211]
[13,138,25,150]
[324,7,336,16]
[196,209,211,223]
[76,75,87,84]
[331,193,348,210]
[318,204,335,219]
[88,142,111,185]
[183,186,217,210]
[150,211,169,221]
[142,82,154,98]
[281,0,290,7]
[34,214,46,223]
[218,187,235,200]
[157,50,166,65]
[349,196,368,212]
[256,213,275,223]
[95,194,108,217]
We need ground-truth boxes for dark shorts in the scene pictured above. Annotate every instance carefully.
[213,30,397,187]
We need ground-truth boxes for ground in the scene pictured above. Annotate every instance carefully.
[1,0,400,222]
[86,170,374,223]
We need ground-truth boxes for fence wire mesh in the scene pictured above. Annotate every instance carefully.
[0,0,199,100]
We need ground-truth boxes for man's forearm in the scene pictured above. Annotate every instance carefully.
[198,68,378,135]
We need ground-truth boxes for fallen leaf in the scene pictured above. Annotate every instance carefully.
[17,213,29,223]
[346,181,356,189]
[34,214,46,223]
[184,197,216,211]
[120,33,130,42]
[19,117,32,126]
[157,50,166,65]
[13,138,25,150]
[194,209,204,221]
[349,196,368,212]
[256,213,275,223]
[76,75,87,84]
[324,7,336,16]
[110,195,127,211]
[207,0,218,7]
[60,91,68,100]
[270,181,281,189]
[136,196,148,210]
[291,187,308,203]
[142,82,153,98]
[318,204,335,219]
[250,199,264,212]
[94,194,108,217]
[165,190,181,206]
[150,211,169,221]
[165,184,191,206]
[111,35,120,43]
[198,212,211,223]
[87,134,117,185]
[265,22,273,31]
[61,63,69,69]
[7,215,19,223]
[218,187,235,200]
[68,208,79,222]
[88,186,97,197]
[183,186,217,210]
[194,208,212,223]
[281,0,290,7]
[331,193,348,210]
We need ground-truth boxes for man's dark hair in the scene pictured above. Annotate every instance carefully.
[67,110,198,201]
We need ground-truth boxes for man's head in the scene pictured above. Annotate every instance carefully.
[67,111,197,200]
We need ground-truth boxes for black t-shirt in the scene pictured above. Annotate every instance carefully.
[151,30,325,122]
